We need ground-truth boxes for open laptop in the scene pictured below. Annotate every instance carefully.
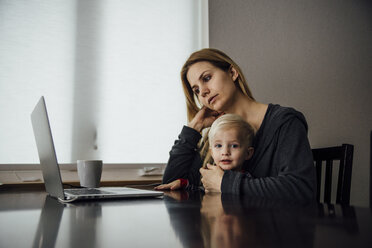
[31,96,163,203]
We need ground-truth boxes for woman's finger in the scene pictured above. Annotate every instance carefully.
[170,180,181,190]
[154,183,171,190]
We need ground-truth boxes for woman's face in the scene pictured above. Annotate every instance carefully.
[186,61,239,112]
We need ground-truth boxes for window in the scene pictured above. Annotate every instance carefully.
[0,0,208,164]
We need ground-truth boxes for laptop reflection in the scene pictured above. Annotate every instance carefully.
[32,196,64,248]
[32,195,103,248]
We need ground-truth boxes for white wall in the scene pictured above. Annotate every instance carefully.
[209,0,372,207]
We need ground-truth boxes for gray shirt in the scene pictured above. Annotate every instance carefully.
[162,104,316,202]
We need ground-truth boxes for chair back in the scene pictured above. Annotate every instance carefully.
[312,144,354,204]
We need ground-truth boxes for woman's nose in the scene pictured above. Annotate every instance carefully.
[200,85,209,97]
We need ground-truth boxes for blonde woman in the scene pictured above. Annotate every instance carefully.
[156,48,316,201]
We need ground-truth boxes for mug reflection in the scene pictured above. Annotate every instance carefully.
[69,201,102,247]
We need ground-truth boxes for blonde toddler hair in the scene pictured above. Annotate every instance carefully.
[202,114,254,168]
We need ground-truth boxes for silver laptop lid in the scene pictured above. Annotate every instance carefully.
[31,96,65,200]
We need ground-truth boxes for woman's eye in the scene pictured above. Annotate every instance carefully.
[203,75,211,82]
[193,88,200,95]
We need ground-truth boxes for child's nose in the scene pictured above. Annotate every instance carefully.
[222,146,230,155]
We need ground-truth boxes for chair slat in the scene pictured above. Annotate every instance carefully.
[336,146,346,204]
[338,144,353,204]
[370,131,372,208]
[324,160,333,203]
[315,160,322,202]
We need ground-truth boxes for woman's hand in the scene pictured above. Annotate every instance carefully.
[188,106,224,132]
[154,179,181,190]
[200,163,224,192]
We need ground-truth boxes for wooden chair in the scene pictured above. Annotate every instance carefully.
[312,144,354,204]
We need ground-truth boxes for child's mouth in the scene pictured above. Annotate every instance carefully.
[221,159,232,164]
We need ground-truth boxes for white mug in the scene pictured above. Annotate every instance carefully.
[77,160,103,188]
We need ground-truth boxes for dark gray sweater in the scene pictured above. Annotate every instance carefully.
[162,104,316,201]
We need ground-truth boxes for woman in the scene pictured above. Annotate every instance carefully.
[156,48,316,201]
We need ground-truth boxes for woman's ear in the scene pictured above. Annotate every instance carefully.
[230,66,239,81]
[245,147,254,160]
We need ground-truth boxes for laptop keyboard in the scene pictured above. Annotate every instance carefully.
[66,188,115,195]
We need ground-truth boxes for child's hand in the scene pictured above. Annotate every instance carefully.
[154,179,181,190]
[200,163,224,192]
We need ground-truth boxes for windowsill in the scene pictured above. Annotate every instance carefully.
[0,163,165,188]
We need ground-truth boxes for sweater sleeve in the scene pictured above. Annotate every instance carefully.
[221,118,316,202]
[162,126,203,188]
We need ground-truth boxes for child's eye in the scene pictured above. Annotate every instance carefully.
[214,144,222,148]
[231,144,240,148]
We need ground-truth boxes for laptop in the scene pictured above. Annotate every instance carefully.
[31,96,163,203]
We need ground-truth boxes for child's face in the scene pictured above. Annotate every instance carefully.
[210,128,252,171]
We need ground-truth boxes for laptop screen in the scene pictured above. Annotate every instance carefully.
[31,96,65,200]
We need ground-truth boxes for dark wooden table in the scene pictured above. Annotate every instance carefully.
[0,188,371,248]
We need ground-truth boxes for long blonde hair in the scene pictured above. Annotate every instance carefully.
[181,48,254,122]
[180,48,255,164]
[202,114,255,168]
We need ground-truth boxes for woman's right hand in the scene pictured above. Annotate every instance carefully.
[188,106,224,132]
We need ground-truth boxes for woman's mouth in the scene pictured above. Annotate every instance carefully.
[208,95,218,105]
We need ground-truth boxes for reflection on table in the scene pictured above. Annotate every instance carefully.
[0,189,370,248]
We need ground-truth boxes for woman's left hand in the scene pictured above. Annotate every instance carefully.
[200,164,224,192]
[154,179,181,190]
